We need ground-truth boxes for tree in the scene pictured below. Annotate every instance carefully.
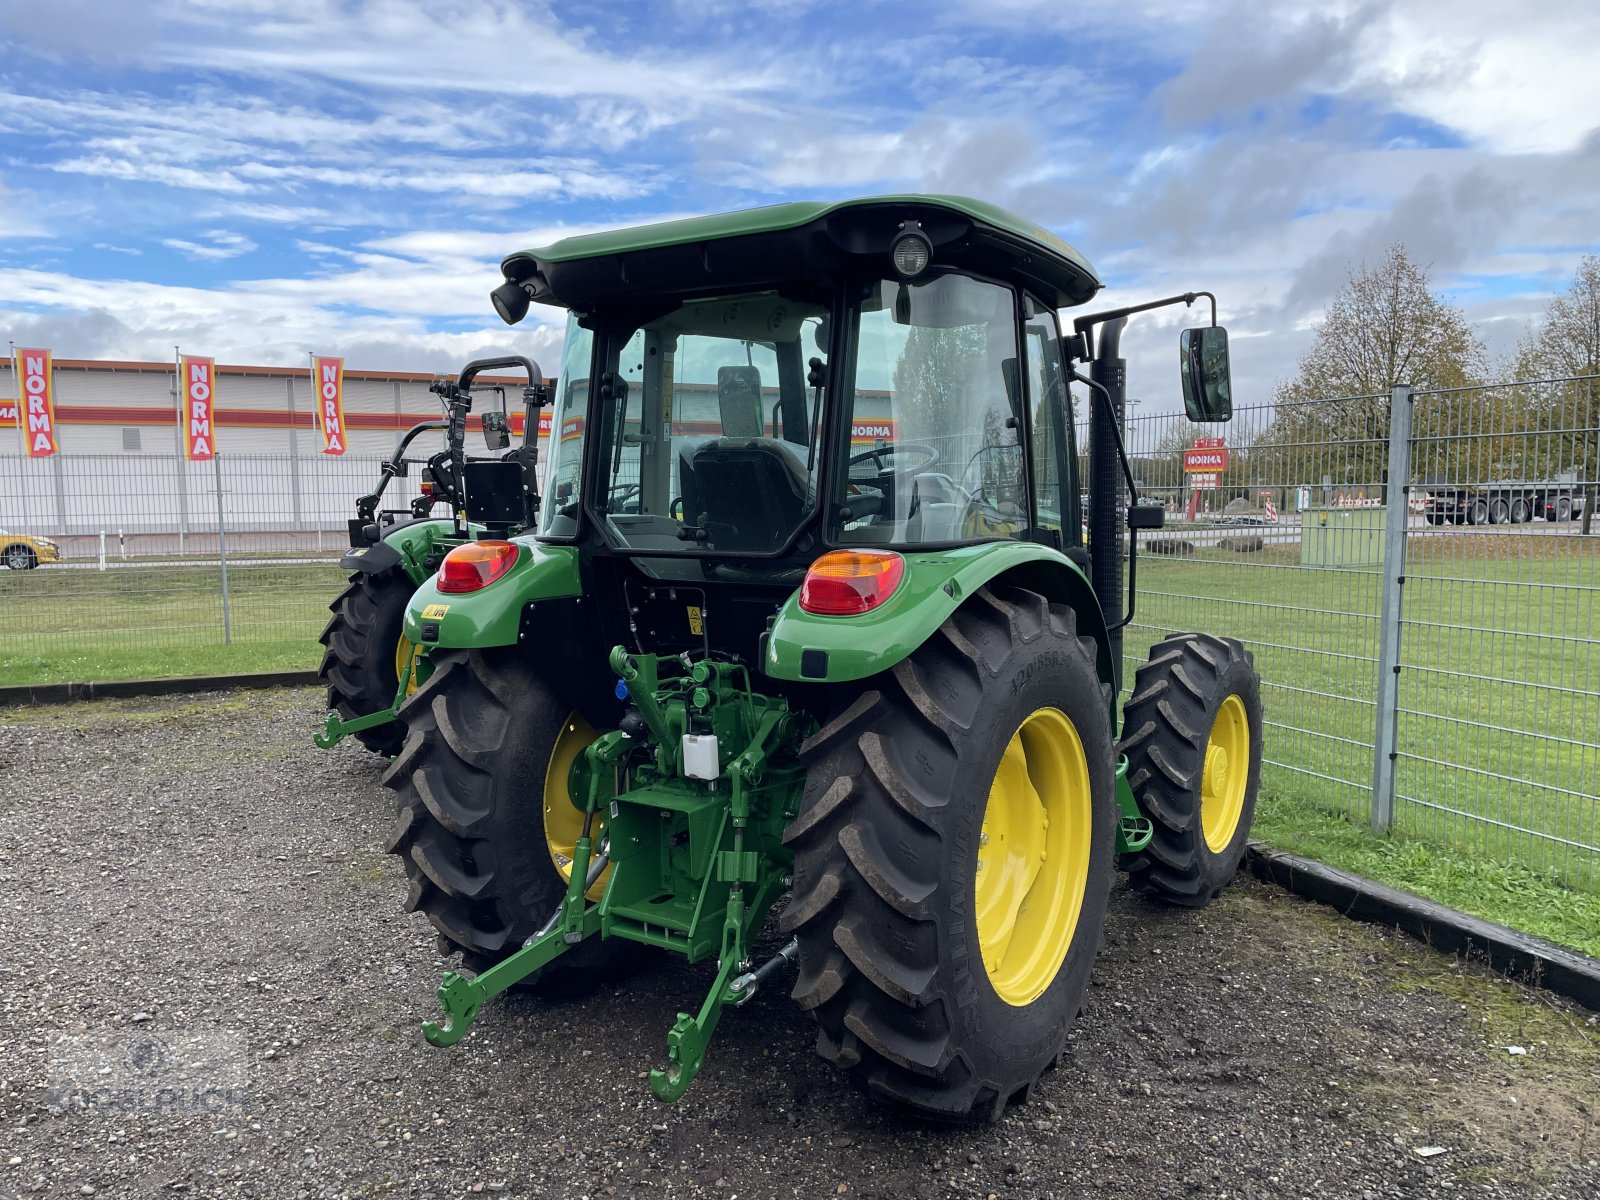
[1259,244,1488,492]
[1514,256,1600,532]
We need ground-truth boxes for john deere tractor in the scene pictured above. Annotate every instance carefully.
[317,357,548,755]
[380,195,1262,1122]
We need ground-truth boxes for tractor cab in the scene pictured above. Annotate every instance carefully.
[498,196,1137,671]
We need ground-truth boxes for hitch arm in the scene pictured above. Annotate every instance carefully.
[422,827,602,1046]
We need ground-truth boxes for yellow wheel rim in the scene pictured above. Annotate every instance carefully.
[394,637,424,699]
[975,707,1093,1007]
[542,713,610,900]
[1201,694,1250,853]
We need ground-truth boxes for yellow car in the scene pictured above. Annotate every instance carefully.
[1,530,60,570]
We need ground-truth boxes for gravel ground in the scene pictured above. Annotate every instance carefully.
[1,688,1597,1200]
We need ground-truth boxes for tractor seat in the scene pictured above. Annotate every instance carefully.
[684,437,812,552]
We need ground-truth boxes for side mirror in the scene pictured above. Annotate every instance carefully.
[482,410,510,450]
[1180,326,1233,422]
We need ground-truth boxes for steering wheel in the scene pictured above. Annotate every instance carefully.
[607,482,643,512]
[847,442,941,482]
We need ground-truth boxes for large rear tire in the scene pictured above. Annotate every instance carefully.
[318,571,416,756]
[783,585,1116,1123]
[382,647,637,993]
[1119,633,1263,907]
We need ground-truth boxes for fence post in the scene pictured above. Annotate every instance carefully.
[214,452,233,645]
[1371,384,1414,831]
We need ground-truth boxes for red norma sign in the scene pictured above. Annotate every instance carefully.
[1183,444,1230,473]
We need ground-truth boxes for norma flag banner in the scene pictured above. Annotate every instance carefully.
[15,347,59,457]
[313,356,347,455]
[0,397,16,428]
[180,355,217,460]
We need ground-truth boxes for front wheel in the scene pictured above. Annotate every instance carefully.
[784,585,1115,1122]
[1119,634,1263,906]
[4,544,38,570]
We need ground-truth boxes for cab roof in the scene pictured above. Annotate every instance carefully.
[500,194,1102,315]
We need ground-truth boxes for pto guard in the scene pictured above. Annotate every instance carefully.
[401,539,582,649]
[766,541,1111,690]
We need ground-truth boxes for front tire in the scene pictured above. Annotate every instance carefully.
[382,647,636,993]
[4,544,37,570]
[318,571,416,756]
[1119,634,1263,907]
[784,586,1116,1123]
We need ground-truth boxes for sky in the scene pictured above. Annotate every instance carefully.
[2,0,1598,413]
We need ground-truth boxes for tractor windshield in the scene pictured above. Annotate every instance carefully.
[587,291,828,554]
[833,275,1029,546]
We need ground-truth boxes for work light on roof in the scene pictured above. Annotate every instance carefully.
[890,221,932,279]
[491,280,531,326]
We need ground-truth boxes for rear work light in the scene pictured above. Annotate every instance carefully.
[438,540,519,593]
[799,550,906,615]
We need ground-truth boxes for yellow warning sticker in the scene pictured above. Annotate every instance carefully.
[422,603,450,620]
[686,605,704,636]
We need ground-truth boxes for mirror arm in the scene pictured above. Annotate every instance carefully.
[1069,291,1217,360]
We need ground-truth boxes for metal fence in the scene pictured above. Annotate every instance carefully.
[1117,375,1600,889]
[0,453,428,677]
[3,378,1597,889]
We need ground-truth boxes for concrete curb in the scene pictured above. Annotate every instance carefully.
[1246,843,1600,1012]
[0,671,319,707]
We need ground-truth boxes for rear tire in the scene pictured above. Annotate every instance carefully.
[1468,498,1489,525]
[1120,634,1263,907]
[318,571,415,756]
[1557,497,1573,521]
[784,586,1116,1123]
[382,647,638,993]
[1489,498,1510,525]
[1510,497,1529,523]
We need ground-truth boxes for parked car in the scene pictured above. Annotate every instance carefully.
[1,530,61,570]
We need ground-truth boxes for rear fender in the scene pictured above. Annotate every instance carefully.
[764,542,1114,719]
[401,540,582,649]
[340,518,457,584]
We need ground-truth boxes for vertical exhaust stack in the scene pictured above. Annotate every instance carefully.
[1088,315,1127,691]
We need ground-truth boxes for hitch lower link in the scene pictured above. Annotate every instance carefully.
[314,643,420,749]
[314,704,398,749]
[419,812,797,1103]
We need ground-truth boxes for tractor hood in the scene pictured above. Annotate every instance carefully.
[499,194,1102,315]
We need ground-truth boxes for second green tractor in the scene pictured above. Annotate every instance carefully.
[334,194,1263,1122]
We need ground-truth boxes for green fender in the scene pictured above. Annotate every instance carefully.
[764,541,1116,722]
[400,539,582,649]
[338,518,460,585]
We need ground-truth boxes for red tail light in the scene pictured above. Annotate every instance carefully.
[438,540,519,593]
[799,550,906,615]
[420,479,435,498]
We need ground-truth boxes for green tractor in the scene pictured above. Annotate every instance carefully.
[317,357,548,755]
[380,195,1263,1122]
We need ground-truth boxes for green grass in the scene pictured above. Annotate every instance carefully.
[0,563,343,683]
[1254,788,1600,959]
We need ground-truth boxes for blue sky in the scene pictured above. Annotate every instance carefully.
[2,0,1598,411]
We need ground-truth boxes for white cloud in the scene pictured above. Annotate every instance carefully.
[161,231,258,262]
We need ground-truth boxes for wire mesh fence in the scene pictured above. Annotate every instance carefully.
[1117,376,1600,889]
[0,452,430,681]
